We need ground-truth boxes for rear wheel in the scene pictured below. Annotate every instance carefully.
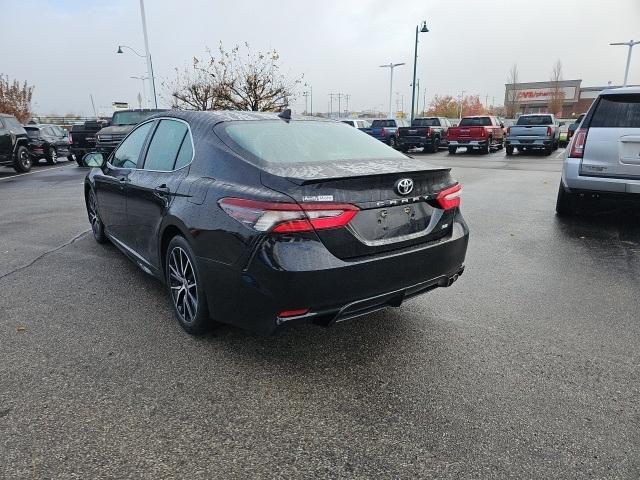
[13,146,32,172]
[428,137,440,153]
[483,137,492,154]
[448,146,457,154]
[556,181,577,216]
[46,147,58,165]
[505,145,514,156]
[87,190,108,243]
[166,236,210,335]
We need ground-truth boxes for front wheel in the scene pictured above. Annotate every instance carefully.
[448,146,457,154]
[87,190,108,244]
[166,236,210,335]
[46,147,58,165]
[13,146,32,172]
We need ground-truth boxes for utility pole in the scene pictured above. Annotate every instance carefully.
[415,79,420,116]
[423,88,427,114]
[328,93,336,117]
[138,0,157,108]
[344,94,351,115]
[458,90,466,119]
[380,63,405,118]
[610,40,640,86]
[302,91,309,114]
[337,93,342,117]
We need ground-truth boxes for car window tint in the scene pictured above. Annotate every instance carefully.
[459,117,491,127]
[111,121,154,168]
[143,120,189,171]
[412,118,439,127]
[590,95,640,128]
[516,115,553,126]
[221,120,407,165]
[174,133,194,170]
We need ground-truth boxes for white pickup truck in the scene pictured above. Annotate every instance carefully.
[506,114,563,156]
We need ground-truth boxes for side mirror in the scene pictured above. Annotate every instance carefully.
[83,152,105,168]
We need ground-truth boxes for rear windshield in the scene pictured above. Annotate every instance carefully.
[219,120,406,165]
[459,117,492,127]
[590,94,640,128]
[412,118,440,127]
[371,120,396,128]
[516,115,553,126]
[24,127,40,138]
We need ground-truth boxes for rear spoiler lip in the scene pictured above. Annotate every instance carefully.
[283,167,452,186]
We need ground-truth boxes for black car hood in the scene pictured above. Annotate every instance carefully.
[260,157,449,185]
[97,125,134,136]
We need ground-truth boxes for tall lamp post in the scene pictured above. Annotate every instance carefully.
[610,40,640,86]
[411,20,429,121]
[117,45,157,108]
[380,62,405,118]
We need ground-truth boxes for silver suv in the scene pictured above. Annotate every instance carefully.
[557,87,640,215]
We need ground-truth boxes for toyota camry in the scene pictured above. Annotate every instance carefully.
[83,110,469,335]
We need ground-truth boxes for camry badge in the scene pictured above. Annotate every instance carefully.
[395,178,414,196]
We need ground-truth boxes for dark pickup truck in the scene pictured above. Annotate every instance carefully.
[96,109,165,157]
[0,113,31,172]
[396,117,451,153]
[70,120,109,165]
[361,118,409,148]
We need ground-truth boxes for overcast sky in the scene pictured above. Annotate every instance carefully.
[1,0,639,116]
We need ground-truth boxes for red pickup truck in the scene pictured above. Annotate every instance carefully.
[447,116,505,154]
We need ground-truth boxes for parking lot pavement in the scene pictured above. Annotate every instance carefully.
[1,154,640,478]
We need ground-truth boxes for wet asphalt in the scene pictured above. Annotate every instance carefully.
[1,149,639,479]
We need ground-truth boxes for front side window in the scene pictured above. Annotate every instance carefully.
[143,120,189,171]
[590,95,640,128]
[219,120,406,166]
[111,121,154,168]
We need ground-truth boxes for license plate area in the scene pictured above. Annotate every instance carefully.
[349,203,436,244]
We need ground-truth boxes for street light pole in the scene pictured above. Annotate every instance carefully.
[380,63,405,118]
[610,40,640,86]
[139,0,157,108]
[411,21,429,121]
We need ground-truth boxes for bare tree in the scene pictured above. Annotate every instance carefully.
[0,74,34,123]
[505,64,519,118]
[549,60,564,117]
[164,43,301,112]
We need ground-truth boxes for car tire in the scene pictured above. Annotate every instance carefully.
[46,147,58,165]
[67,154,74,162]
[87,189,108,244]
[505,145,514,156]
[448,146,457,154]
[483,137,492,154]
[555,181,577,216]
[13,146,32,173]
[544,146,552,156]
[165,235,210,335]
[389,137,397,149]
[428,137,440,153]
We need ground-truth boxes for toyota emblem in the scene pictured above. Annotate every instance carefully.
[395,178,414,196]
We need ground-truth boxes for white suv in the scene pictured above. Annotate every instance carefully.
[557,87,640,215]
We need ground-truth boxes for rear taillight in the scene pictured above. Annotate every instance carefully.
[479,129,485,137]
[569,128,587,158]
[436,183,462,210]
[380,127,387,137]
[218,198,359,233]
[546,126,552,136]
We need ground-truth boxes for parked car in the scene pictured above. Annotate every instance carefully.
[83,110,468,335]
[557,87,640,215]
[447,116,505,154]
[70,120,109,166]
[361,118,410,148]
[96,109,166,156]
[24,125,72,164]
[566,113,586,144]
[396,117,451,153]
[0,113,31,172]
[340,118,371,129]
[505,114,560,155]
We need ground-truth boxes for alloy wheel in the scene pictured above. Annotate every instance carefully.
[19,149,31,169]
[88,192,101,236]
[50,148,58,164]
[168,247,198,324]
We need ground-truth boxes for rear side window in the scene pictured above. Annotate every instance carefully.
[459,117,492,127]
[220,120,406,165]
[143,119,189,171]
[516,115,553,126]
[174,134,194,170]
[590,94,640,128]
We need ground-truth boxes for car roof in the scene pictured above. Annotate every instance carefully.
[147,110,334,126]
[600,86,640,96]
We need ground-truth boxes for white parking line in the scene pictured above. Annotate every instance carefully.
[0,165,68,182]
[554,149,566,158]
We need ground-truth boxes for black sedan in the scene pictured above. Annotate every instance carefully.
[83,111,469,335]
[24,124,72,164]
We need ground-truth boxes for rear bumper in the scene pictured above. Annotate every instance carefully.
[449,140,488,147]
[506,137,552,148]
[197,210,469,335]
[397,137,436,148]
[563,157,640,194]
